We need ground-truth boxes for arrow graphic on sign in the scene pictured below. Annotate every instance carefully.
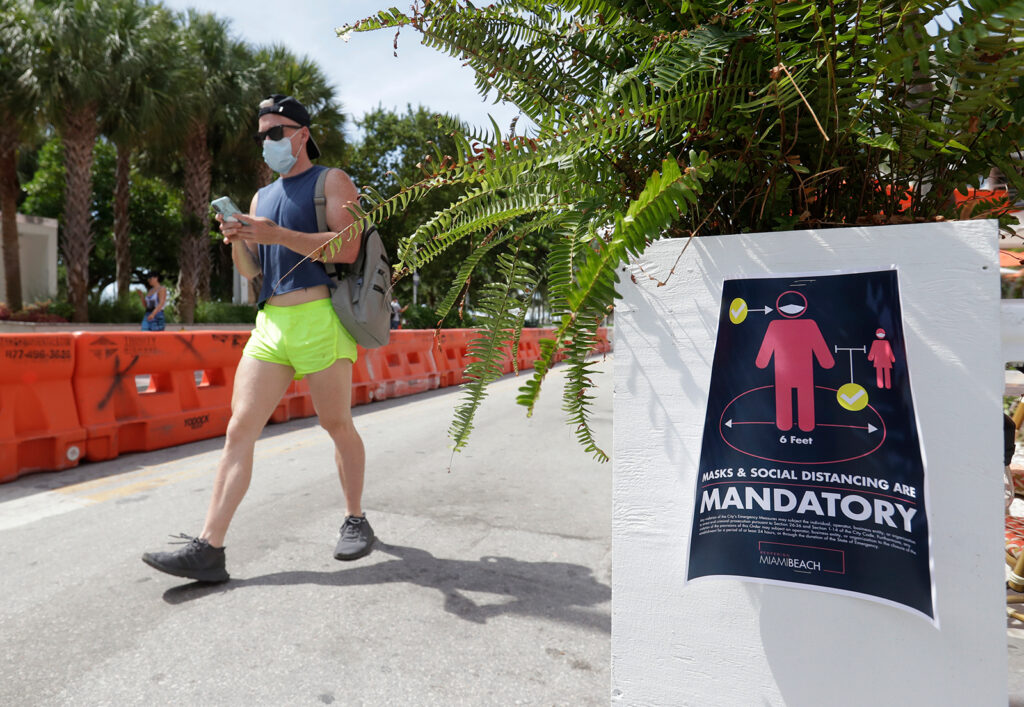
[728,300,774,324]
[726,419,877,433]
[818,422,878,433]
[726,419,774,427]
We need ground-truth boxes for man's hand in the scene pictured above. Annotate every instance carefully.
[217,213,279,245]
[216,213,243,244]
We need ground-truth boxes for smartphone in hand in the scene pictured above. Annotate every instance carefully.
[211,196,249,226]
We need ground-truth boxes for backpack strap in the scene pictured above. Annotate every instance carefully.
[313,167,339,275]
[313,166,331,233]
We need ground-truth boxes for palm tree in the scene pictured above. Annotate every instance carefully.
[170,10,260,322]
[100,0,180,300]
[0,0,39,313]
[34,0,119,322]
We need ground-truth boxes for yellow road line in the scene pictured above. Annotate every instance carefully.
[78,466,208,504]
[55,433,326,505]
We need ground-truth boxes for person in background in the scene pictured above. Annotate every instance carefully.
[390,296,407,330]
[138,272,167,331]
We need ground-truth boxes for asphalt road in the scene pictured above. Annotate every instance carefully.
[8,348,1024,706]
[0,359,613,706]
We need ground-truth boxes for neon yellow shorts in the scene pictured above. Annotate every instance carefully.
[243,298,357,380]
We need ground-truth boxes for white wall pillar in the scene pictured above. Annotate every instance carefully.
[232,266,250,305]
[0,213,59,304]
[613,221,1006,705]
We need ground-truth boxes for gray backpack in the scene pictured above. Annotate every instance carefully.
[314,168,391,349]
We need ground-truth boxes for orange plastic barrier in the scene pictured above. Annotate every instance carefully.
[515,328,542,372]
[364,330,440,400]
[270,379,316,424]
[0,325,601,479]
[73,331,247,461]
[954,187,1020,219]
[526,327,612,363]
[433,329,473,387]
[351,346,387,405]
[535,328,567,364]
[497,334,517,375]
[0,334,87,482]
[455,329,517,375]
[431,327,597,384]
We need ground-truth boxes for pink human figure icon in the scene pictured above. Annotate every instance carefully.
[867,327,895,389]
[755,291,835,432]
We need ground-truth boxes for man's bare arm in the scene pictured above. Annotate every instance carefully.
[319,169,363,264]
[221,193,262,279]
[219,170,363,264]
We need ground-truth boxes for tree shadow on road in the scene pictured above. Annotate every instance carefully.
[162,542,610,632]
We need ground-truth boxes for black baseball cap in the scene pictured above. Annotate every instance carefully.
[257,94,321,160]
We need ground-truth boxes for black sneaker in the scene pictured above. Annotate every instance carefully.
[334,515,375,561]
[142,533,230,583]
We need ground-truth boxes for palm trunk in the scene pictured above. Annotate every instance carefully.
[0,126,23,313]
[179,119,212,324]
[258,162,273,188]
[62,106,98,323]
[197,240,211,300]
[113,141,132,300]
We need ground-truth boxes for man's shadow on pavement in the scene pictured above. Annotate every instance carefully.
[162,542,610,633]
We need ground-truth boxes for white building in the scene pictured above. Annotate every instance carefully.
[0,213,59,305]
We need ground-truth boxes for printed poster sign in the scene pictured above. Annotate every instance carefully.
[685,270,934,622]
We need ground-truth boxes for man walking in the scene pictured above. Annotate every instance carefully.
[142,95,375,582]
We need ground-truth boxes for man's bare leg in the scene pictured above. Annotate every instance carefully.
[306,358,365,515]
[201,356,295,548]
[307,358,373,560]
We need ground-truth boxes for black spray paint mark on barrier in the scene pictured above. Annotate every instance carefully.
[211,333,248,348]
[175,334,202,360]
[97,354,140,411]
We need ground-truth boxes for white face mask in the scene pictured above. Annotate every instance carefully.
[262,134,298,174]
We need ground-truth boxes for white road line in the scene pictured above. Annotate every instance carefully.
[0,492,92,532]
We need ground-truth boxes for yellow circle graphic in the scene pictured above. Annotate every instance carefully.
[728,298,748,324]
[836,383,869,411]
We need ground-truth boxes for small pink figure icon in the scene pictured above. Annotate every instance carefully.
[867,327,895,389]
[755,291,835,432]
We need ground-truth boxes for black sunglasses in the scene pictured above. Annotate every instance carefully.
[253,124,302,143]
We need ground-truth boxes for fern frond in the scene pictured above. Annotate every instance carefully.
[449,244,538,453]
[560,321,608,462]
[397,181,565,272]
[433,211,568,322]
[342,0,1024,461]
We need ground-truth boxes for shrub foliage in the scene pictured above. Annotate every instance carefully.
[340,0,1024,459]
